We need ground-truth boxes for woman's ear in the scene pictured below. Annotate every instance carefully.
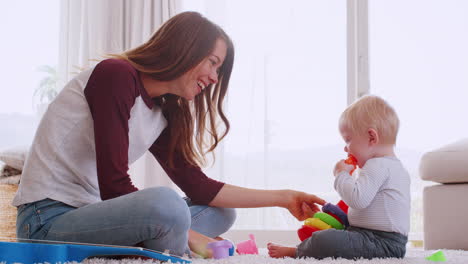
[368,128,379,145]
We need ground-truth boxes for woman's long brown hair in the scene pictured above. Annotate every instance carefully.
[113,11,234,168]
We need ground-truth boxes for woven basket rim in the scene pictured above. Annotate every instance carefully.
[0,184,18,240]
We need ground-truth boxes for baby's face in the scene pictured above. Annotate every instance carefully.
[340,125,373,168]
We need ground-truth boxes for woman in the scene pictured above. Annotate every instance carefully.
[13,11,325,257]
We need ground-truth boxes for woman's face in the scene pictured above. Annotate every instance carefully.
[173,38,227,100]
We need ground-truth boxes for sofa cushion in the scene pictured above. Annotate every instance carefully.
[423,184,468,250]
[419,138,468,183]
[0,146,29,171]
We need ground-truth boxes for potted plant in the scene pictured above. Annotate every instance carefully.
[33,65,62,117]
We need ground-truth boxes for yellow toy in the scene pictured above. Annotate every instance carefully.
[304,217,332,230]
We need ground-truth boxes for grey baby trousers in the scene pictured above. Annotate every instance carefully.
[296,226,407,260]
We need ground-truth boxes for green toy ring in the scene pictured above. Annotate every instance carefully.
[313,212,344,230]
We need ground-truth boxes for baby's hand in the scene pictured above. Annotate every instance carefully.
[333,160,355,177]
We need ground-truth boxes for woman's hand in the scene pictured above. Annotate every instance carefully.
[333,159,355,177]
[284,190,326,221]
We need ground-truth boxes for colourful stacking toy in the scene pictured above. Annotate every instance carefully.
[322,202,349,227]
[297,200,350,241]
[304,217,332,230]
[337,199,349,214]
[297,225,321,241]
[313,212,344,230]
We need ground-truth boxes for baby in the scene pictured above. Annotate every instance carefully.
[268,95,410,260]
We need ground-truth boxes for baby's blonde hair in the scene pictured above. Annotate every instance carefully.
[339,95,399,145]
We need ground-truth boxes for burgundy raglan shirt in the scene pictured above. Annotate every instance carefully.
[13,59,224,208]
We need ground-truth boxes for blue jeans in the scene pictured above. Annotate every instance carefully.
[16,187,236,256]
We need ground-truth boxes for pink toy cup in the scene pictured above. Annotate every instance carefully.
[206,240,233,259]
[235,234,258,255]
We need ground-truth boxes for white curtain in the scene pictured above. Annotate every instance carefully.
[58,0,182,190]
[182,0,347,230]
[59,0,180,80]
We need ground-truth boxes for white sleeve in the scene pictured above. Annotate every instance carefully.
[334,159,389,209]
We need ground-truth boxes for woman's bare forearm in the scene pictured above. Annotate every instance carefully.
[209,184,326,221]
[209,184,288,208]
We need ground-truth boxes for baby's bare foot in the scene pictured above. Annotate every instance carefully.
[267,243,296,258]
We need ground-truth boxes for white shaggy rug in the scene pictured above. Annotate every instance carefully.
[79,248,468,264]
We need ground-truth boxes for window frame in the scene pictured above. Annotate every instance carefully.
[347,0,370,104]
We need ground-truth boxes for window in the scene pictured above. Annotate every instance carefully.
[0,1,60,150]
[369,0,468,239]
[183,0,347,230]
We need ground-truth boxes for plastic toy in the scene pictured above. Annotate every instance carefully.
[0,240,190,264]
[206,240,234,259]
[313,212,344,230]
[225,239,235,256]
[426,250,446,262]
[297,200,350,241]
[326,211,343,224]
[337,199,349,214]
[297,225,321,241]
[322,202,349,227]
[304,217,332,230]
[345,154,358,174]
[235,234,258,255]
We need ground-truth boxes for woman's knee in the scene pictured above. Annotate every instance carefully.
[190,206,236,237]
[218,207,236,231]
[138,187,191,231]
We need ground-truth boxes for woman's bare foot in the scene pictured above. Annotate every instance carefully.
[267,243,297,258]
[188,230,217,258]
[190,250,203,259]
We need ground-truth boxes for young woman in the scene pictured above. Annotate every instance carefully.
[13,11,325,257]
